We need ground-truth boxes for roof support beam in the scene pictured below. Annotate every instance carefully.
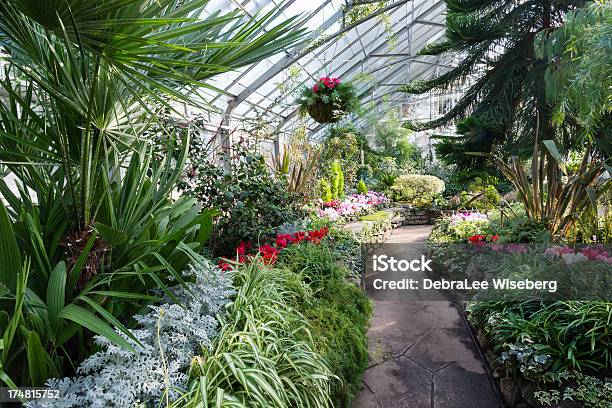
[414,19,445,27]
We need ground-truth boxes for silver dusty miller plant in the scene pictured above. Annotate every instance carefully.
[27,260,234,408]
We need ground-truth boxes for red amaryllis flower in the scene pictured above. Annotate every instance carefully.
[258,244,279,265]
[491,235,499,242]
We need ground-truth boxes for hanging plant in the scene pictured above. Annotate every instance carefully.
[297,77,360,123]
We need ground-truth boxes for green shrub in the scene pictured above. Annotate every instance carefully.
[357,179,368,194]
[460,177,501,210]
[320,178,333,202]
[391,174,445,208]
[327,227,364,280]
[468,301,612,380]
[331,159,345,199]
[277,242,372,407]
[179,147,305,254]
[370,156,399,192]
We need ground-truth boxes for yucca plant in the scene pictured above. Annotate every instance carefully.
[270,144,321,194]
[0,152,221,387]
[491,138,610,239]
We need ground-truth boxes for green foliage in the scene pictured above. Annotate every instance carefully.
[459,177,501,210]
[175,260,335,407]
[535,1,612,141]
[535,371,612,408]
[321,131,361,184]
[371,112,424,172]
[320,178,333,202]
[359,211,391,222]
[277,242,372,407]
[402,0,586,168]
[395,138,425,172]
[326,227,364,280]
[492,140,609,239]
[367,156,399,193]
[430,165,514,197]
[270,144,321,195]
[391,174,445,208]
[0,0,307,388]
[357,179,368,195]
[0,0,306,232]
[179,148,305,255]
[468,301,612,379]
[0,146,217,387]
[330,160,346,199]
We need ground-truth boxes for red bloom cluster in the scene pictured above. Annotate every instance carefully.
[258,244,279,265]
[305,227,329,243]
[276,231,306,248]
[312,77,341,93]
[217,228,330,271]
[468,234,499,245]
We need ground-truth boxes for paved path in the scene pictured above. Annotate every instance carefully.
[353,226,501,408]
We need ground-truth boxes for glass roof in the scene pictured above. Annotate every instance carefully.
[191,0,454,141]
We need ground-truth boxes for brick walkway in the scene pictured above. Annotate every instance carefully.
[353,226,501,408]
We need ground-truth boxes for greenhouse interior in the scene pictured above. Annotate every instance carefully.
[0,0,610,407]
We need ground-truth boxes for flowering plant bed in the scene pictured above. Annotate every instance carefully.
[426,211,612,407]
[217,227,330,270]
[316,191,389,221]
[297,77,359,123]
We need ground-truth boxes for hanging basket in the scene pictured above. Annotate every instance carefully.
[307,99,345,124]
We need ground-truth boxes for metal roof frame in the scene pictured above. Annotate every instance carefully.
[192,0,453,142]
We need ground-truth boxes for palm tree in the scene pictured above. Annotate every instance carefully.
[0,0,306,386]
[401,0,586,168]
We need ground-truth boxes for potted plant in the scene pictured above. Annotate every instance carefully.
[297,77,359,123]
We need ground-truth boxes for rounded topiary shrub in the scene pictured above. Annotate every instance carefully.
[391,174,445,208]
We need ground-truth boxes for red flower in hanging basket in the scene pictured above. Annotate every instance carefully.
[297,76,359,124]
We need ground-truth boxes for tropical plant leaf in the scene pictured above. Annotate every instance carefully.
[26,331,49,386]
[0,200,21,293]
[46,262,67,334]
[94,222,128,246]
[57,304,133,351]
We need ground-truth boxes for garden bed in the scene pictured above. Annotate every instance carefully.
[425,210,612,408]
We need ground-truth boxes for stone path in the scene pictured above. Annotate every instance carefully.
[353,226,502,408]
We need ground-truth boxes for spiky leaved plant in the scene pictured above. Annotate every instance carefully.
[402,0,587,169]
